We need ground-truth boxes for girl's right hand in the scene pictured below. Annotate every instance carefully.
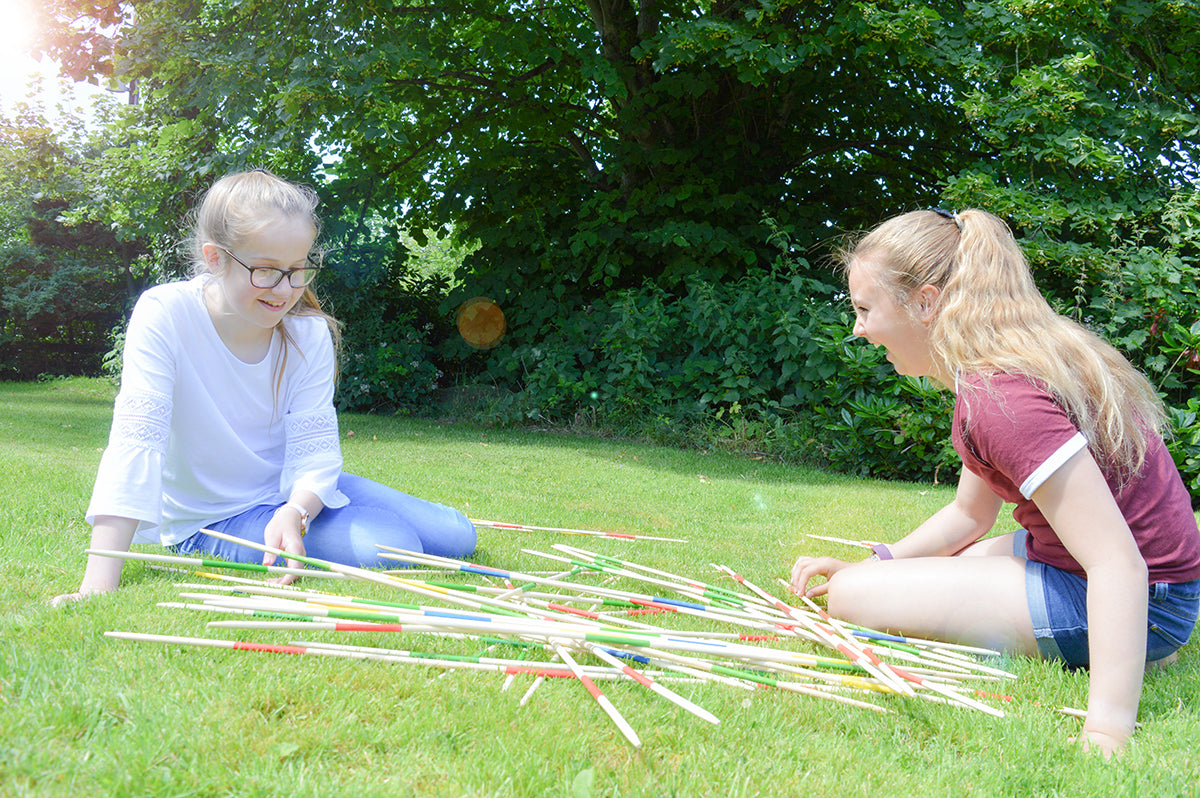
[50,516,137,608]
[789,555,853,598]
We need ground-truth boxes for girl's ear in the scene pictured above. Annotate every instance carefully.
[200,243,223,274]
[915,284,941,324]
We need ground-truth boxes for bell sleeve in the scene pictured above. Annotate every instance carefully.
[278,318,349,509]
[85,293,177,541]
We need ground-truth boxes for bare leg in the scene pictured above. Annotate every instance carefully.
[825,555,1040,657]
[956,531,1018,558]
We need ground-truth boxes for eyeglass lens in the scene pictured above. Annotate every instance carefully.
[221,246,321,288]
[248,265,319,289]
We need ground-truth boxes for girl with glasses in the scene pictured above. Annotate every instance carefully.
[53,169,476,604]
[789,209,1200,758]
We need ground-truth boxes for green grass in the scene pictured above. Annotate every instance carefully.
[2,377,1198,797]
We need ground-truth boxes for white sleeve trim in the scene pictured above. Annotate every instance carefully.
[1020,432,1088,499]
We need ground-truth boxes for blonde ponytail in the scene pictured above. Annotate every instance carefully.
[845,208,1164,481]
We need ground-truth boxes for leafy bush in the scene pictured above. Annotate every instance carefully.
[0,245,128,380]
[1087,245,1200,407]
[798,316,958,484]
[338,323,444,413]
[328,267,453,414]
[1167,399,1200,504]
[473,255,1195,491]
[479,264,958,483]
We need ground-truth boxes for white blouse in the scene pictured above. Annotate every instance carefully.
[86,275,348,545]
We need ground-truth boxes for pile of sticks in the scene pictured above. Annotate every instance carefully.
[95,527,1015,749]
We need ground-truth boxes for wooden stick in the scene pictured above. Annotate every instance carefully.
[131,534,1013,731]
[584,642,720,725]
[106,630,626,682]
[805,533,881,549]
[195,529,564,624]
[294,640,639,681]
[519,674,547,705]
[555,544,762,609]
[775,579,1013,677]
[380,546,730,626]
[716,563,913,696]
[622,645,890,714]
[517,650,562,705]
[471,518,688,543]
[780,590,1003,715]
[794,592,916,697]
[87,548,345,579]
[520,548,794,634]
[552,642,642,748]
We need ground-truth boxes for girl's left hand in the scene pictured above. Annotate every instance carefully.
[789,555,853,598]
[263,508,307,585]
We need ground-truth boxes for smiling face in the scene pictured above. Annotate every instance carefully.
[847,254,942,382]
[202,212,316,356]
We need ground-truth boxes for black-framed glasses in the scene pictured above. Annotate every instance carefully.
[220,246,322,289]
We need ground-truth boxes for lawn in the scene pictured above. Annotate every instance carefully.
[1,378,1196,797]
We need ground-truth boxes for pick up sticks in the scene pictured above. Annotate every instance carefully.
[96,533,1013,749]
[471,518,688,543]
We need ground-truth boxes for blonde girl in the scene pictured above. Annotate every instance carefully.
[54,169,475,603]
[790,209,1200,758]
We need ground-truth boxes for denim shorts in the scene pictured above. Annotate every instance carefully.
[1014,530,1200,667]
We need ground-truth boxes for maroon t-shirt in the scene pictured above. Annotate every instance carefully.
[952,372,1200,583]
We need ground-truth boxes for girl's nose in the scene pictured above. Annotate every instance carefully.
[852,316,866,338]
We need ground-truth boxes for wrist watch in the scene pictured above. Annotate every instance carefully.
[282,501,310,537]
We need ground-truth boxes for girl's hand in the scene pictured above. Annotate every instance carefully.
[50,516,137,607]
[789,555,853,598]
[50,585,113,607]
[1077,727,1129,760]
[263,507,307,585]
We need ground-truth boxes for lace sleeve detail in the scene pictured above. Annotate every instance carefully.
[109,389,173,454]
[88,387,171,537]
[285,407,340,460]
[282,406,348,508]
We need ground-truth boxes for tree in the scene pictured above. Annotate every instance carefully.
[941,0,1200,405]
[26,2,1200,485]
[32,1,986,337]
[0,104,137,377]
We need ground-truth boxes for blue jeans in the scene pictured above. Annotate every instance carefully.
[175,473,476,568]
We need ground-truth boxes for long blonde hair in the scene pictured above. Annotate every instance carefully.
[845,208,1164,481]
[188,169,342,393]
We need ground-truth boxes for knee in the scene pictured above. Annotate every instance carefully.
[825,571,853,619]
[447,514,477,557]
[825,565,875,624]
[416,510,476,559]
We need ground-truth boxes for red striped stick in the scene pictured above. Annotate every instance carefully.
[584,642,719,725]
[105,631,616,682]
[795,593,914,697]
[714,564,913,696]
[552,642,642,748]
[876,660,1005,717]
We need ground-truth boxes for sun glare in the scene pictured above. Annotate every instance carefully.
[0,0,43,109]
[0,0,110,119]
